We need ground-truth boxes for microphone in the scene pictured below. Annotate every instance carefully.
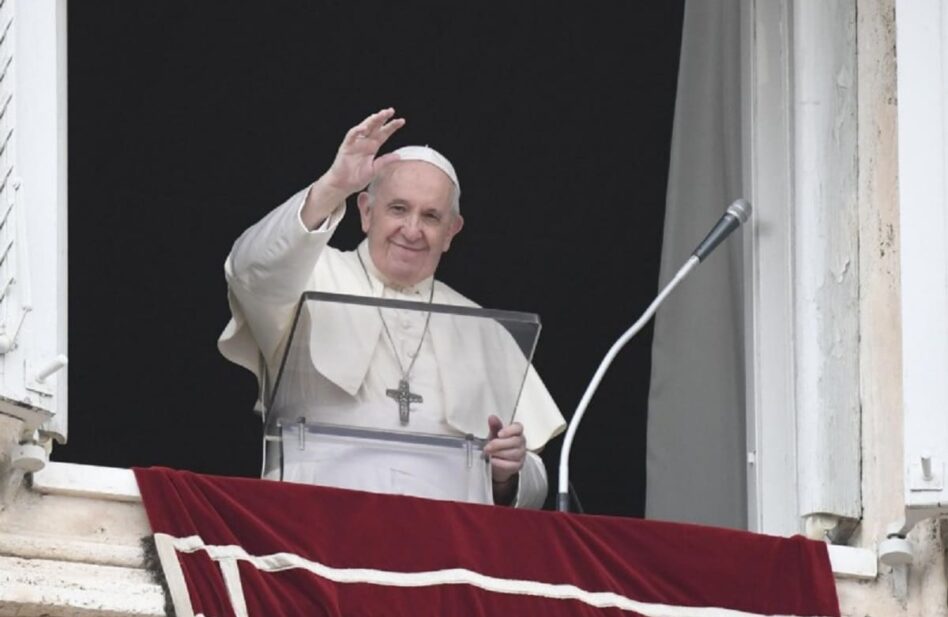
[692,199,752,262]
[556,198,752,512]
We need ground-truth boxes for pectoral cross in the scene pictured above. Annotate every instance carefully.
[386,379,423,426]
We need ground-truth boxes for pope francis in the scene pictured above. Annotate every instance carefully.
[218,108,565,508]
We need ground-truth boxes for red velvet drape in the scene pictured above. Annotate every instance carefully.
[135,467,840,617]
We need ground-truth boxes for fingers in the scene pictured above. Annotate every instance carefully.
[489,436,526,484]
[498,422,523,440]
[486,418,525,486]
[362,107,396,134]
[346,108,392,141]
[484,420,525,458]
[373,113,405,137]
[487,414,504,440]
[377,117,406,146]
[487,419,523,441]
[321,108,405,199]
[371,151,402,174]
[343,108,404,147]
[486,435,526,457]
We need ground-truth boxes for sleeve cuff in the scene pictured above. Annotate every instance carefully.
[295,184,346,234]
[511,451,549,509]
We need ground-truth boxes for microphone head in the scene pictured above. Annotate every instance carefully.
[726,198,752,224]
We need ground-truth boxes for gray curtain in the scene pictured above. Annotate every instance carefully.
[645,0,746,529]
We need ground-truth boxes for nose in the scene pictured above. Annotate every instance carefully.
[401,216,423,242]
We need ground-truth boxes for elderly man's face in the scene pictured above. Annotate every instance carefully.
[357,161,463,288]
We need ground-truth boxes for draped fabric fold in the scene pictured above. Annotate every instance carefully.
[647,0,747,528]
[135,467,839,617]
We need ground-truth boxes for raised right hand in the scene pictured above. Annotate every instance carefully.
[322,107,406,196]
[302,108,405,229]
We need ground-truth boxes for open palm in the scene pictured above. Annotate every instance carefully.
[324,108,406,195]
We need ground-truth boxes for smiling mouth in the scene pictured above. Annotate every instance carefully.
[390,242,426,252]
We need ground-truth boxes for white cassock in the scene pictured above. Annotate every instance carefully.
[218,187,566,508]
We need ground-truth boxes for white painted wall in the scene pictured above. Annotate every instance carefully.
[0,0,69,441]
[835,0,948,613]
[744,0,948,611]
[741,0,800,537]
[791,0,861,525]
[742,0,862,537]
[896,0,948,520]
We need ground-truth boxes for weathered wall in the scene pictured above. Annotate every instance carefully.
[836,0,948,613]
[0,463,163,617]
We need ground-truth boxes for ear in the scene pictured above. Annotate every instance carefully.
[442,214,464,252]
[357,192,372,233]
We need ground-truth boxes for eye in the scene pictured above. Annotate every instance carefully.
[423,211,442,223]
[388,203,407,215]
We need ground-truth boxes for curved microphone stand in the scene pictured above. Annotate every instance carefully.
[556,199,751,512]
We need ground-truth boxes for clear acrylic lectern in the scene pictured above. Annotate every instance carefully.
[263,291,541,505]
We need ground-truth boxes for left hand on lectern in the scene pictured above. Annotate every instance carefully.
[485,415,526,488]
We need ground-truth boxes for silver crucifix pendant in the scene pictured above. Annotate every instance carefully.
[386,379,423,426]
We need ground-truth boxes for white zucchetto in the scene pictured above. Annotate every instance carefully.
[391,145,460,192]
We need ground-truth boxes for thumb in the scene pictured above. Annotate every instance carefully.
[373,151,402,172]
[487,414,504,440]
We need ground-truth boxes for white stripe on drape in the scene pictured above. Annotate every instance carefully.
[154,532,198,617]
[154,533,831,617]
[218,558,250,617]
